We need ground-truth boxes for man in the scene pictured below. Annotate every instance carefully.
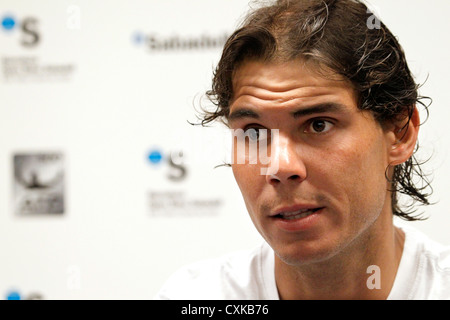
[155,0,450,299]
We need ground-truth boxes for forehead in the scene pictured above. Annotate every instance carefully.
[230,59,357,112]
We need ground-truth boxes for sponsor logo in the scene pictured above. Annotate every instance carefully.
[13,152,65,215]
[1,12,76,82]
[132,31,228,52]
[5,290,43,300]
[146,148,222,217]
[1,14,40,47]
[147,148,187,182]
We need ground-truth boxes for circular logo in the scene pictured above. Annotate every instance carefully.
[132,31,145,45]
[6,291,21,300]
[1,16,16,30]
[148,150,163,164]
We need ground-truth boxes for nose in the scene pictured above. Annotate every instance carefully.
[264,134,307,185]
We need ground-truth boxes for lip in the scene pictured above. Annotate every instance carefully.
[270,204,325,232]
[271,204,322,217]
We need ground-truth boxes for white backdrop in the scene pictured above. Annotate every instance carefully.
[0,0,448,300]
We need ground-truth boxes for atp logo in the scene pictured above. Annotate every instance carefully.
[1,14,40,47]
[5,290,43,300]
[147,149,187,182]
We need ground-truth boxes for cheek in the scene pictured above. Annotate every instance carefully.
[231,164,267,227]
[318,135,389,212]
[232,164,261,201]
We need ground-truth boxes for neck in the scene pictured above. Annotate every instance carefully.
[275,216,405,300]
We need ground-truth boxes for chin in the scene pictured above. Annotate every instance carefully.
[273,239,344,267]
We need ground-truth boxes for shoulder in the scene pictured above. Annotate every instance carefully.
[154,242,277,300]
[398,223,450,299]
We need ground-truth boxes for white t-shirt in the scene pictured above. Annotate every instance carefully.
[155,224,450,300]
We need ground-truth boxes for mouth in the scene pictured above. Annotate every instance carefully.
[271,203,324,220]
[274,207,322,220]
[270,205,324,232]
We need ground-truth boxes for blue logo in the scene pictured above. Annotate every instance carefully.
[6,291,21,300]
[5,290,43,300]
[0,13,40,47]
[1,15,16,30]
[132,31,145,45]
[147,148,187,181]
[148,150,163,164]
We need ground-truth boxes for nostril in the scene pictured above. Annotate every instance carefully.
[267,175,281,185]
[270,177,281,184]
[267,173,305,185]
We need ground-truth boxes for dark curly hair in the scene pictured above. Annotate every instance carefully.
[199,0,432,221]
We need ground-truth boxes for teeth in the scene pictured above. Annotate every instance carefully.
[279,209,316,220]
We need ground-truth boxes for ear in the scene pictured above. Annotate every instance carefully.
[387,107,420,166]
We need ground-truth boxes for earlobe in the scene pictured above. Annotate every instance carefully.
[388,107,420,166]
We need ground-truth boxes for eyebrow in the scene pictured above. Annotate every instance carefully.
[227,102,348,122]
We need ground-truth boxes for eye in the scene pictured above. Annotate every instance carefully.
[306,119,334,134]
[243,126,269,142]
[246,128,260,141]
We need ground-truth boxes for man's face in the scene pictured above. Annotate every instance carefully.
[228,59,397,266]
